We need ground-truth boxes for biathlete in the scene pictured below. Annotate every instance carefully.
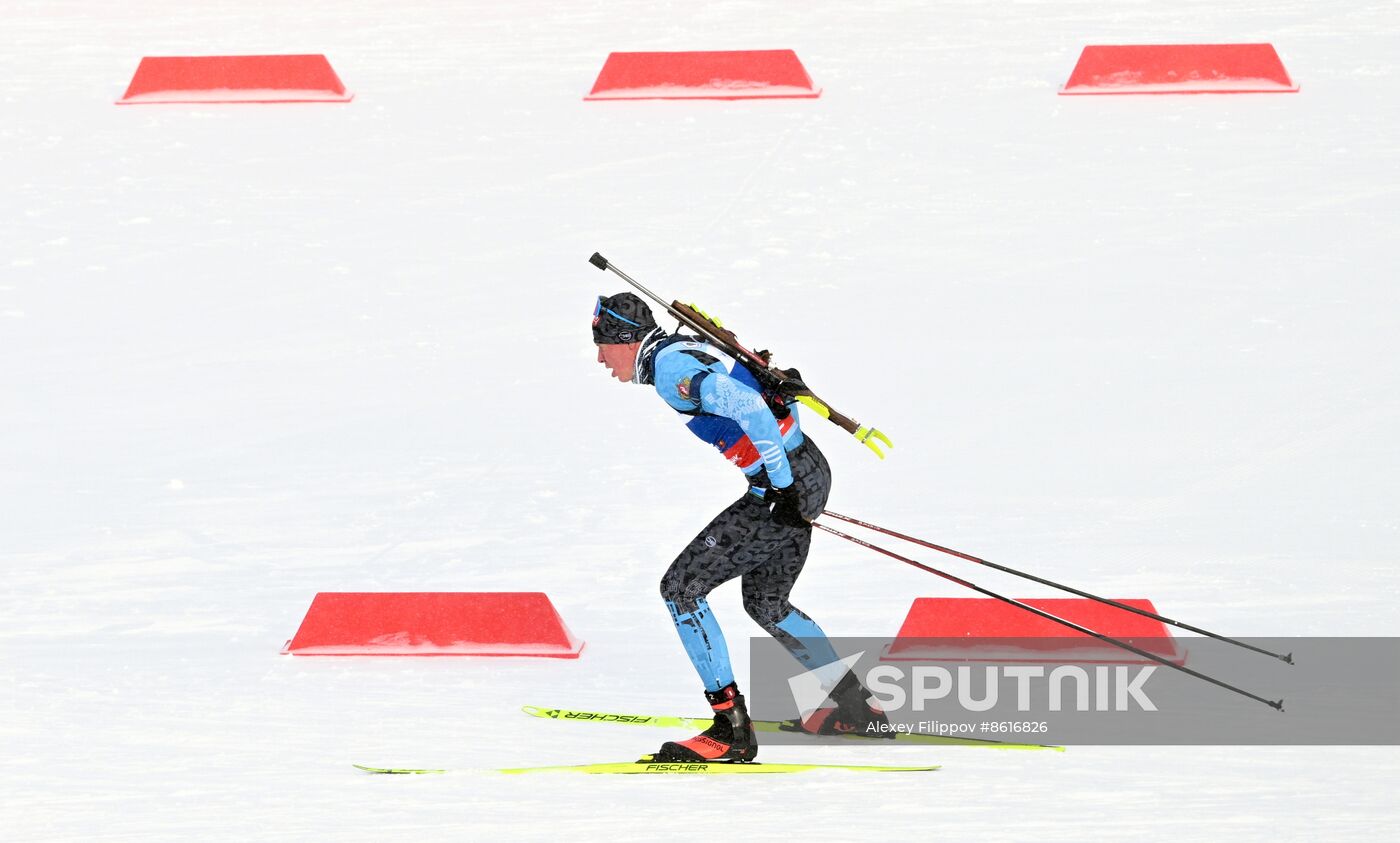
[591,291,888,762]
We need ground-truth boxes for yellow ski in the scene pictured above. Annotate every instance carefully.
[521,705,1061,751]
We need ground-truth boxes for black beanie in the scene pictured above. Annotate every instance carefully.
[592,292,657,344]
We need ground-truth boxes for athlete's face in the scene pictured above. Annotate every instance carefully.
[597,342,641,382]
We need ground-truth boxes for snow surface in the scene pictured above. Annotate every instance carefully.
[4,0,1399,840]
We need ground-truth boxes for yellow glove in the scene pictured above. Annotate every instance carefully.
[687,302,723,329]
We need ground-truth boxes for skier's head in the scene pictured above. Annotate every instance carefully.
[592,292,655,344]
[593,292,656,383]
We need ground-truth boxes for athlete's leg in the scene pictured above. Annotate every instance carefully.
[740,530,846,684]
[655,494,770,762]
[657,438,831,691]
[740,437,842,677]
[659,494,766,691]
[744,434,840,663]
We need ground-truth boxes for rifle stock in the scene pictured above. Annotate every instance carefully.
[669,302,860,435]
[667,302,767,367]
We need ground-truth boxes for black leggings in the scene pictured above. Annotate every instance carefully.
[659,438,832,636]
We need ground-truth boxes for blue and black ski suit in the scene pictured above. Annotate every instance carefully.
[635,328,844,692]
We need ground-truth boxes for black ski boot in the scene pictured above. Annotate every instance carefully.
[653,682,758,762]
[799,671,894,739]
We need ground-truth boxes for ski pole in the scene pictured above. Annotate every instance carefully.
[822,510,1294,665]
[812,521,1286,712]
[588,251,892,458]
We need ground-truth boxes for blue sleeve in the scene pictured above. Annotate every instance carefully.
[697,373,794,488]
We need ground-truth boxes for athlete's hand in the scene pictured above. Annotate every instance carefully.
[767,485,809,528]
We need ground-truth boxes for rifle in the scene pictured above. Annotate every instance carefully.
[589,252,892,458]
